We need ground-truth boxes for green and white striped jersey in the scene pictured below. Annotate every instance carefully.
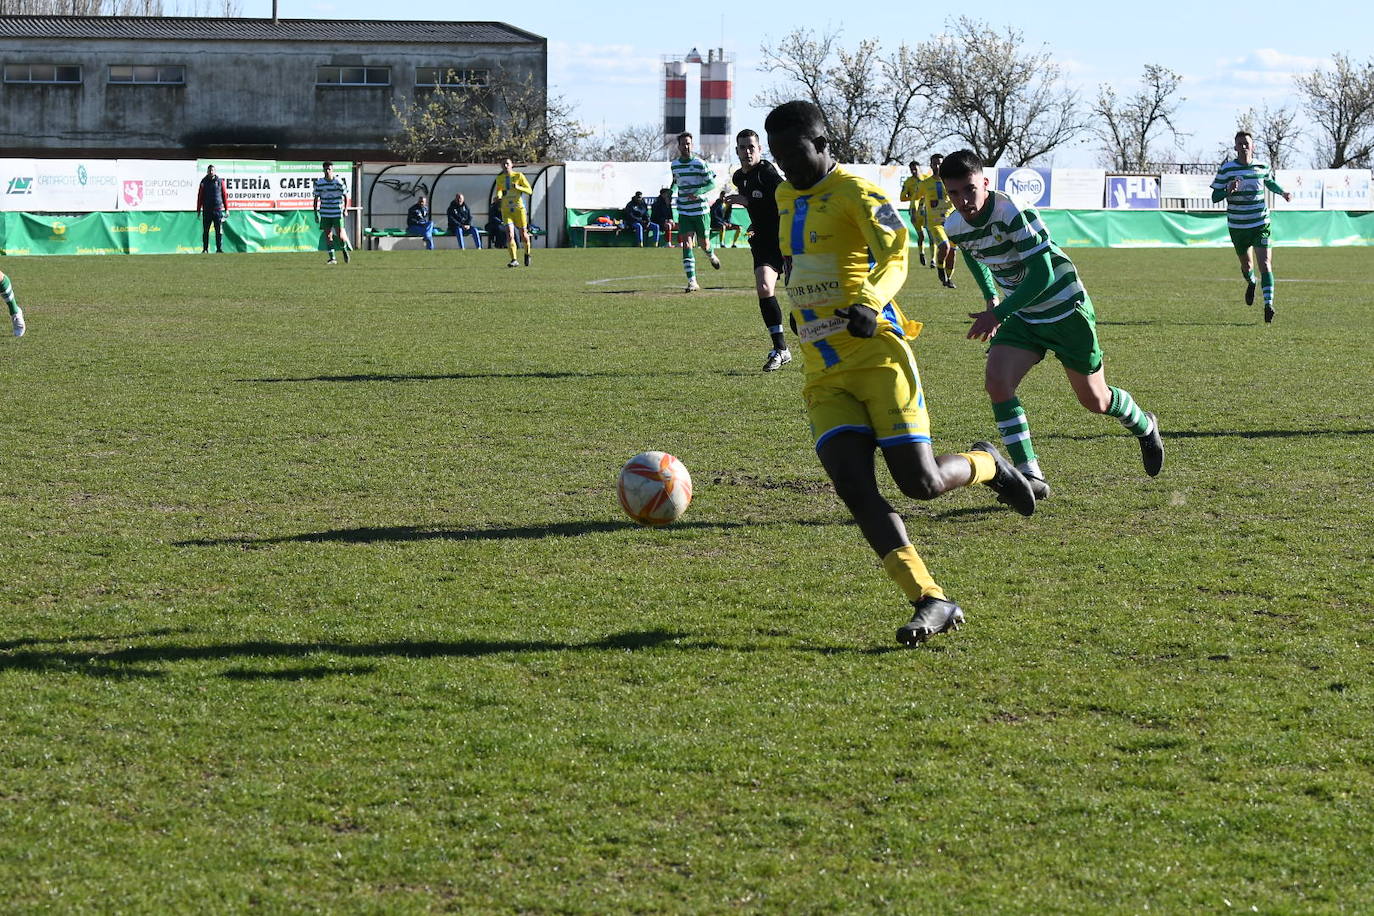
[944,190,1087,324]
[669,156,715,217]
[1210,159,1280,230]
[314,177,348,219]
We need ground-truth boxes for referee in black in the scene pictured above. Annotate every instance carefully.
[726,129,792,371]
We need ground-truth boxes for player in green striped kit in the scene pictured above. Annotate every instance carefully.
[1210,130,1292,323]
[939,150,1162,499]
[669,132,722,292]
[0,270,24,337]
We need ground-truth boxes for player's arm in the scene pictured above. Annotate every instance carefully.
[1263,177,1292,201]
[850,191,909,313]
[961,250,998,302]
[899,179,913,203]
[1210,165,1232,202]
[517,173,533,196]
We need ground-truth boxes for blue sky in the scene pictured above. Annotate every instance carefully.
[290,0,1364,167]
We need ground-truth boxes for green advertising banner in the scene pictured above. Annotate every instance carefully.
[1037,209,1374,248]
[0,210,334,255]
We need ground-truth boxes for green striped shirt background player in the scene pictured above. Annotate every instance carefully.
[313,161,352,264]
[939,149,1163,496]
[668,132,720,292]
[1210,130,1292,322]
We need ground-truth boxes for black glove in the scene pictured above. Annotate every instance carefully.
[834,305,879,338]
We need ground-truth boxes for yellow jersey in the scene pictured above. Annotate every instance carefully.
[495,171,532,210]
[775,166,921,376]
[917,174,955,222]
[900,174,927,214]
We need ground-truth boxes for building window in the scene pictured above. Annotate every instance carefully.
[316,66,390,86]
[415,67,490,88]
[3,63,82,84]
[109,65,185,85]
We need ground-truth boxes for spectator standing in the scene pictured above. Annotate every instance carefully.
[196,164,228,254]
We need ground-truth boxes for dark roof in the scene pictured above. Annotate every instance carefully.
[0,15,543,44]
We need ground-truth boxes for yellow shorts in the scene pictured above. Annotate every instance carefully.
[927,221,949,245]
[502,203,528,229]
[803,346,931,450]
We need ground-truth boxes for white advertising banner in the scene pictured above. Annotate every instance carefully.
[845,163,908,208]
[1319,169,1372,210]
[1272,170,1323,210]
[565,161,679,209]
[200,159,326,210]
[1160,173,1216,200]
[1050,169,1105,208]
[117,159,201,211]
[0,158,120,211]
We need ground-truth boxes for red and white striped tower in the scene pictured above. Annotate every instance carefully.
[699,49,734,161]
[662,59,688,154]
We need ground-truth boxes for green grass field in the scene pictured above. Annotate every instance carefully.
[1,244,1371,912]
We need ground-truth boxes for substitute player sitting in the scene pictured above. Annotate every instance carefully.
[765,100,1035,647]
[939,149,1164,500]
[494,158,534,268]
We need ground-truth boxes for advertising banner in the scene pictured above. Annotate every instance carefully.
[999,167,1052,209]
[1319,169,1372,209]
[1107,176,1161,209]
[1272,170,1323,210]
[1049,169,1105,208]
[564,161,676,209]
[117,159,201,211]
[195,159,328,210]
[0,158,120,211]
[0,209,328,255]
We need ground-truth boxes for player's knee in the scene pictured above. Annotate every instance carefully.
[892,466,942,501]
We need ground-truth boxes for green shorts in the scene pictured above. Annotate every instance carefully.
[677,213,709,243]
[1229,224,1270,254]
[319,216,343,233]
[990,299,1103,376]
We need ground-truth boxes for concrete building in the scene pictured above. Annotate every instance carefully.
[0,15,545,160]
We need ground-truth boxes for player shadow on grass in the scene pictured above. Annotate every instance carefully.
[0,629,696,679]
[237,369,700,384]
[1047,426,1374,441]
[177,519,752,547]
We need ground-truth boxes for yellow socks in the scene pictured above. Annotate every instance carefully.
[959,450,996,485]
[882,545,946,602]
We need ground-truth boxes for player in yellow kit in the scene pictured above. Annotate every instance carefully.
[764,100,1035,646]
[493,158,534,267]
[920,153,958,287]
[898,160,927,266]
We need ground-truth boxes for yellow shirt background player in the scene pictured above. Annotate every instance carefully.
[494,157,534,267]
[898,160,929,267]
[764,99,1034,648]
[918,153,959,287]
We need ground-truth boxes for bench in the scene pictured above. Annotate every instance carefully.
[364,226,542,251]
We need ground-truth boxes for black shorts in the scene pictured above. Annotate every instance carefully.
[749,237,785,273]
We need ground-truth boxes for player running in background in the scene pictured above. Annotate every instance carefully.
[725,129,791,371]
[0,269,25,337]
[1211,130,1292,323]
[766,101,1035,647]
[898,161,928,266]
[939,149,1163,500]
[313,161,351,265]
[669,132,721,292]
[920,153,958,287]
[494,158,535,268]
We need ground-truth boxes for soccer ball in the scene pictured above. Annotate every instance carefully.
[617,451,693,526]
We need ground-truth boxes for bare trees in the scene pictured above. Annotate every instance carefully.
[1237,104,1300,169]
[757,22,1084,167]
[1091,65,1185,171]
[756,28,939,164]
[389,71,586,164]
[917,18,1085,167]
[1293,53,1374,168]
